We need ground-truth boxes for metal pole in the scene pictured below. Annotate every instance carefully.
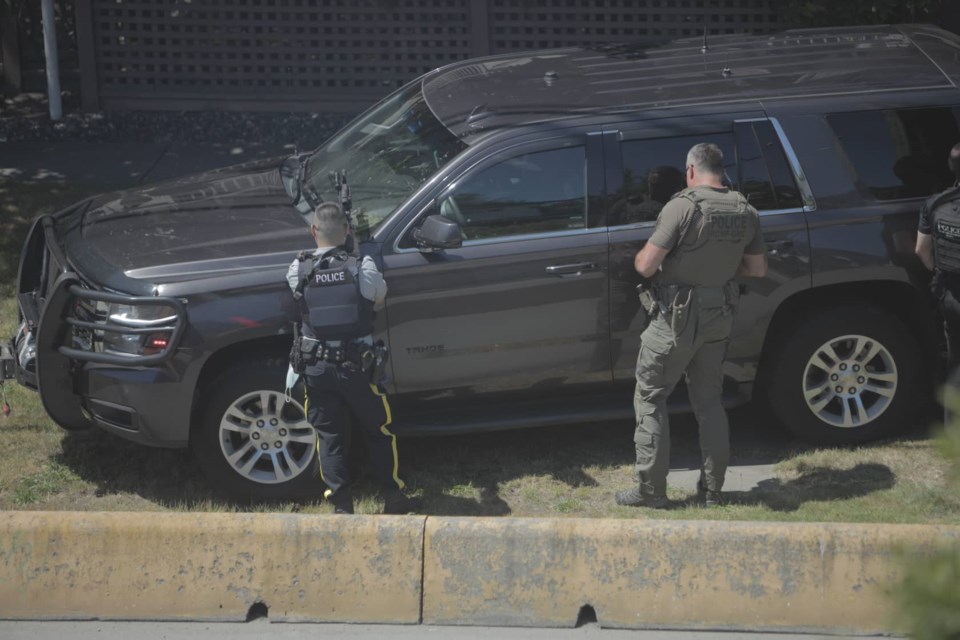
[41,0,62,120]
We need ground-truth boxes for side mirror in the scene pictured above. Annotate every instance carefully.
[413,214,463,251]
[279,155,301,203]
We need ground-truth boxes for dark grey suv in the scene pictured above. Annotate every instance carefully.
[5,24,954,499]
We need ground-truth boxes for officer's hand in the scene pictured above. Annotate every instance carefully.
[346,230,360,256]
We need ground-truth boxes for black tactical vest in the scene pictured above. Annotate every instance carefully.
[296,249,374,342]
[931,186,960,274]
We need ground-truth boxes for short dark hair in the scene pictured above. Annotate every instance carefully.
[312,202,348,243]
[949,142,960,180]
[686,143,725,177]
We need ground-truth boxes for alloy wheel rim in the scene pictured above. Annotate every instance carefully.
[802,334,897,428]
[218,390,316,484]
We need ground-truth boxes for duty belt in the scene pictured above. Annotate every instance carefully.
[299,337,369,366]
[654,284,732,310]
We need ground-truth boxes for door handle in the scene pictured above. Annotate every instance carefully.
[765,240,794,255]
[545,262,600,276]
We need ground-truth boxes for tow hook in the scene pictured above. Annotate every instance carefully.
[1,340,14,416]
[1,340,15,381]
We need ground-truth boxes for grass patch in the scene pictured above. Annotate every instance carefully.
[12,462,81,506]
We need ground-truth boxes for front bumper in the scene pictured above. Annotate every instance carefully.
[79,361,193,448]
[16,214,190,437]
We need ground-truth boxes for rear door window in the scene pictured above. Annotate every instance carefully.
[608,122,802,227]
[611,133,735,226]
[827,107,960,200]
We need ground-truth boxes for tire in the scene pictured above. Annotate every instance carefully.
[191,353,325,502]
[766,305,923,446]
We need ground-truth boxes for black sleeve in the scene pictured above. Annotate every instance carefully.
[918,198,933,235]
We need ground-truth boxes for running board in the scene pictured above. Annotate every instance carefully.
[391,381,749,437]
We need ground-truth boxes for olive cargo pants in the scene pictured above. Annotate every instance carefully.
[633,296,736,498]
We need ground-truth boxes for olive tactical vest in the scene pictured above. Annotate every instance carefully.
[930,186,960,274]
[296,249,374,342]
[658,187,755,288]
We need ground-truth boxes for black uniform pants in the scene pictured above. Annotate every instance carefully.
[942,288,960,369]
[304,363,404,498]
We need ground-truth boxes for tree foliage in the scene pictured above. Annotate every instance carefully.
[893,388,960,640]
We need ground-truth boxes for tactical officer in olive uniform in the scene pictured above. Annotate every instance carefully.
[616,143,768,509]
[287,202,419,515]
[916,142,960,369]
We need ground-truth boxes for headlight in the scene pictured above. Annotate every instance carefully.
[102,303,177,356]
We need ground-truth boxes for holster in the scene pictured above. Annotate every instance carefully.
[370,341,390,384]
[289,323,323,374]
[932,268,947,301]
[636,283,660,317]
[289,324,305,374]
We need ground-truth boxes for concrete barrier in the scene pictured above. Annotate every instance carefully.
[0,511,425,622]
[4,511,958,631]
[422,517,960,633]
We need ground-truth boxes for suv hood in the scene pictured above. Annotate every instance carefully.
[60,157,311,290]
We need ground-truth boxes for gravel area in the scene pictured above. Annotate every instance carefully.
[0,93,353,148]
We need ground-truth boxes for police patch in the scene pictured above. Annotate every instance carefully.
[315,270,347,285]
[710,213,748,241]
[937,220,960,240]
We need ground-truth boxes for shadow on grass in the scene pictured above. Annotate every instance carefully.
[403,406,812,516]
[48,403,915,514]
[56,428,219,507]
[716,462,897,512]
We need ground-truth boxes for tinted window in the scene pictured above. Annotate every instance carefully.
[439,146,587,241]
[827,107,960,200]
[611,133,735,225]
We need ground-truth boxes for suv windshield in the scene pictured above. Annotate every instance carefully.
[303,82,467,237]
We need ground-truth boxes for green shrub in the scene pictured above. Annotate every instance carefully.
[893,388,960,639]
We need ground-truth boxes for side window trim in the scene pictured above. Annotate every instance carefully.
[766,117,817,212]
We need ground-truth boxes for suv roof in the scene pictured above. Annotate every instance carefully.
[424,24,960,138]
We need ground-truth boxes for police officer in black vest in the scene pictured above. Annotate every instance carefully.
[916,142,960,368]
[287,202,419,514]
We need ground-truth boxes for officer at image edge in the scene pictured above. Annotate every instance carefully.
[915,142,960,372]
[618,142,768,509]
[287,202,420,515]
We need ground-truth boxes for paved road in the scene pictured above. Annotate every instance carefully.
[0,621,888,640]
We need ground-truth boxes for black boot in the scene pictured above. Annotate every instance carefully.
[696,480,722,508]
[614,485,669,509]
[383,489,422,515]
[327,488,354,514]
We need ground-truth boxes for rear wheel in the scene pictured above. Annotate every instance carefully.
[191,354,324,502]
[766,305,923,445]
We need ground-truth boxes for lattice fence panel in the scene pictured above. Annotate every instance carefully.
[80,0,783,110]
[89,0,473,109]
[488,0,782,52]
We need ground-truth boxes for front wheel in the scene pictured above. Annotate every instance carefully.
[766,305,923,445]
[191,354,324,502]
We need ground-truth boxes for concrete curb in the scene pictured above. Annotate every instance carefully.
[423,518,960,632]
[2,512,958,632]
[0,511,424,622]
